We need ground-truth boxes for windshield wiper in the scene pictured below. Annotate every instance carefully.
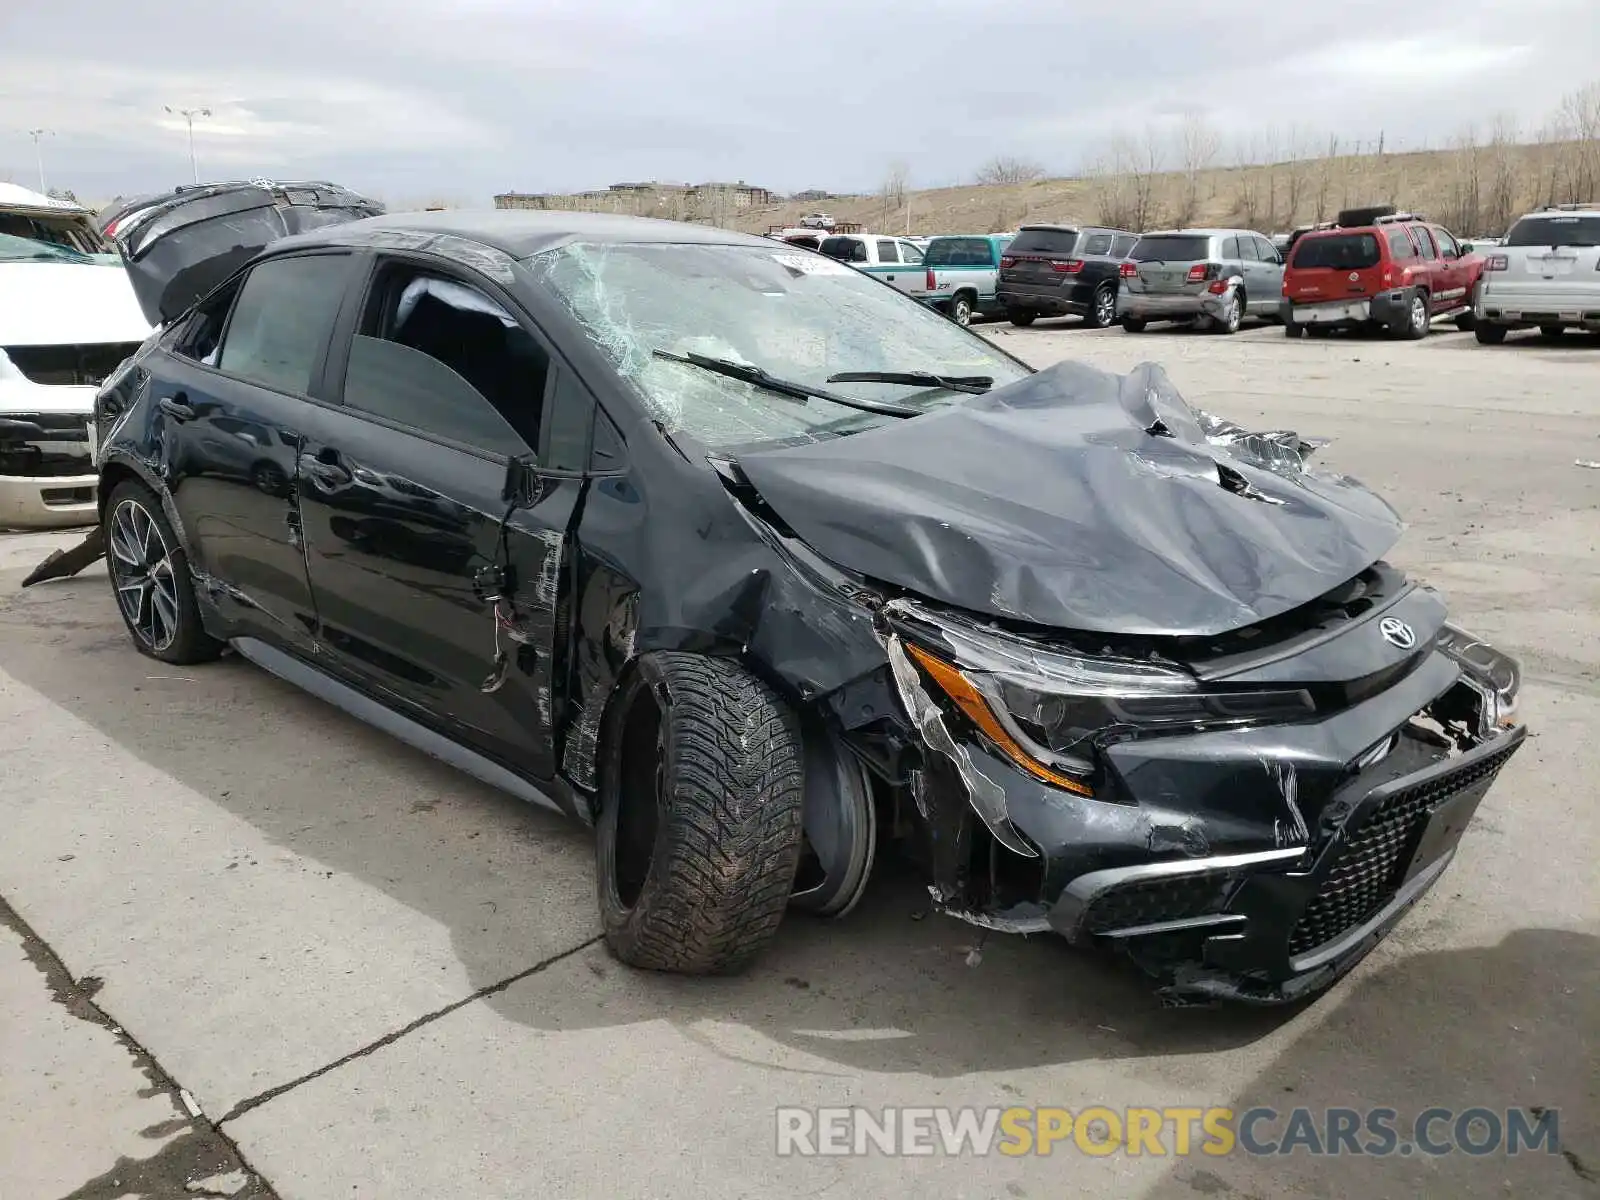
[826,370,993,395]
[652,349,919,418]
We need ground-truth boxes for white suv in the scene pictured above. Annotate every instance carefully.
[1474,204,1600,343]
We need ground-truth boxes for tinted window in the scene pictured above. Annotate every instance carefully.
[898,241,924,263]
[1111,234,1137,257]
[1253,237,1281,263]
[217,255,350,394]
[1292,233,1381,270]
[174,278,241,365]
[819,236,867,262]
[1412,226,1438,259]
[1505,215,1600,247]
[1130,235,1211,262]
[343,269,549,455]
[924,237,994,266]
[875,239,900,264]
[1387,229,1416,259]
[1006,228,1080,256]
[1222,236,1242,260]
[1081,232,1113,255]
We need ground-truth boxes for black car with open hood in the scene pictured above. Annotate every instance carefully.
[46,209,1525,1003]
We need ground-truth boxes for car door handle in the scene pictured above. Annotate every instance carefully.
[158,394,195,422]
[306,449,353,489]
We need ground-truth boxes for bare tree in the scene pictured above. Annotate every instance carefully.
[881,160,909,227]
[1483,114,1521,235]
[1443,126,1483,235]
[1281,126,1313,228]
[1555,82,1600,203]
[1313,134,1341,224]
[1173,114,1221,226]
[1232,136,1263,228]
[975,156,1046,186]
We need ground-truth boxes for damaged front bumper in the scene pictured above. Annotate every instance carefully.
[882,596,1526,1003]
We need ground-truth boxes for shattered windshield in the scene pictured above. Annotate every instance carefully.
[0,232,95,264]
[524,241,1031,449]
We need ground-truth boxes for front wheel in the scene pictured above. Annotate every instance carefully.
[1120,316,1148,333]
[596,652,805,975]
[1007,309,1037,327]
[1087,284,1117,328]
[104,479,223,665]
[1475,322,1508,345]
[1283,320,1302,338]
[948,294,974,327]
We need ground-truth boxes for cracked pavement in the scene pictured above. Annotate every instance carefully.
[1,324,1596,1199]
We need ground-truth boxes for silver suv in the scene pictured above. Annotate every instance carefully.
[1474,204,1600,343]
[1117,228,1284,335]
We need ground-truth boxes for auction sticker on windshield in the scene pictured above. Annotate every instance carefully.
[771,253,853,276]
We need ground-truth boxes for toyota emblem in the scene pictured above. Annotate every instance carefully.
[1379,617,1416,649]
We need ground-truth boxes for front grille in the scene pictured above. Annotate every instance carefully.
[1288,740,1520,956]
[1084,872,1233,935]
[3,342,141,387]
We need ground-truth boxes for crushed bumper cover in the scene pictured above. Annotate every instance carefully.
[1118,290,1234,322]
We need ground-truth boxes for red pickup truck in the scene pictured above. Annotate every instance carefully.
[1280,209,1483,338]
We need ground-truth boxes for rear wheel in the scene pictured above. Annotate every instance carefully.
[948,293,974,327]
[1400,289,1430,339]
[1306,325,1333,338]
[103,479,223,665]
[596,652,805,974]
[1120,316,1148,333]
[1539,324,1565,339]
[1211,291,1243,334]
[1283,320,1302,338]
[1007,309,1037,327]
[1475,322,1508,345]
[1454,309,1476,331]
[1087,284,1117,328]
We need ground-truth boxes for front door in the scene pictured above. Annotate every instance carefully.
[294,256,581,779]
[152,250,359,653]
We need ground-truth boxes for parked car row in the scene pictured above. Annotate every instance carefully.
[802,202,1599,348]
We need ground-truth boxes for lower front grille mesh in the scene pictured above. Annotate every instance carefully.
[1288,740,1520,956]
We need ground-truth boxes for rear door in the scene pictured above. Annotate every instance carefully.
[1241,235,1284,312]
[294,253,587,779]
[1286,231,1385,303]
[865,237,919,294]
[1408,224,1450,312]
[1126,233,1215,298]
[1428,226,1471,308]
[152,249,361,655]
[895,239,928,298]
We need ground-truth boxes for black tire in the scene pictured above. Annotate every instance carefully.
[1337,204,1396,227]
[1007,309,1037,327]
[1399,289,1430,340]
[1120,316,1148,333]
[1539,324,1565,339]
[1475,322,1508,345]
[596,652,805,975]
[1210,290,1243,334]
[1306,325,1333,338]
[1283,320,1302,337]
[103,479,223,665]
[1454,309,1476,331]
[948,293,974,327]
[1086,283,1117,328]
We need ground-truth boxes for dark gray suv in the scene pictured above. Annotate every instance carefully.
[995,225,1136,327]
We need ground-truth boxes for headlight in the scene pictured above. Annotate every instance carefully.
[1435,622,1520,732]
[904,633,1314,799]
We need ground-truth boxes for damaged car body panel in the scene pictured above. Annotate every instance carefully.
[43,206,1527,999]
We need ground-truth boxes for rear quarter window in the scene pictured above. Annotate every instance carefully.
[1291,233,1381,270]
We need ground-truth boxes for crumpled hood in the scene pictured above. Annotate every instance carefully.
[734,359,1403,637]
[0,261,152,346]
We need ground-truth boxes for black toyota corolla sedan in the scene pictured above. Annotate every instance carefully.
[53,183,1525,1002]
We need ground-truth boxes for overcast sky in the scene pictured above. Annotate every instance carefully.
[2,0,1597,206]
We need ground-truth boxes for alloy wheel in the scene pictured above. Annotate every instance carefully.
[1411,295,1428,335]
[1095,287,1115,326]
[108,498,180,652]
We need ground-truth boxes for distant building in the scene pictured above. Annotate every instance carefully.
[494,178,774,217]
[792,188,832,202]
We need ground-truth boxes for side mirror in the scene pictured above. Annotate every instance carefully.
[501,453,541,509]
[1459,242,1474,255]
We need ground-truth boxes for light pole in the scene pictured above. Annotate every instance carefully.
[165,106,212,183]
[27,129,52,192]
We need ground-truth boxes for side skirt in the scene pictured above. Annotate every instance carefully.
[230,636,572,820]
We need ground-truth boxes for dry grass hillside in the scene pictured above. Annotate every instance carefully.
[732,140,1599,241]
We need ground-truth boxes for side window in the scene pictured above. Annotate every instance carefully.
[1255,236,1282,263]
[1433,228,1460,258]
[1387,228,1417,260]
[1081,232,1113,256]
[1412,225,1438,259]
[1222,236,1243,261]
[899,241,924,264]
[216,255,351,394]
[875,239,900,264]
[1112,234,1137,257]
[846,238,868,263]
[173,279,242,366]
[341,266,550,457]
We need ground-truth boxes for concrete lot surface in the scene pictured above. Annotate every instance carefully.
[1,322,1596,1199]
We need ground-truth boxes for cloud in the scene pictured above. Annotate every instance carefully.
[0,0,1596,203]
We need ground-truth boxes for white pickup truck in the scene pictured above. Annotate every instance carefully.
[1474,205,1600,343]
[816,233,931,302]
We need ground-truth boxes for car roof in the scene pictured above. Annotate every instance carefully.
[1138,228,1249,238]
[270,209,778,259]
